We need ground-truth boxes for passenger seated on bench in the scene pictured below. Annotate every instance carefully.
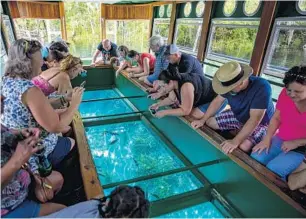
[149,66,226,119]
[251,66,306,180]
[148,44,204,100]
[1,39,84,174]
[126,50,156,80]
[33,54,85,96]
[288,155,306,194]
[44,185,150,218]
[1,96,65,218]
[142,35,169,86]
[191,61,274,154]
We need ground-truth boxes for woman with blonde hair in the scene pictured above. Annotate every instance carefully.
[32,53,85,96]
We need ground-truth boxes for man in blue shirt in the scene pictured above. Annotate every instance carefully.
[148,44,204,99]
[91,39,117,66]
[143,35,169,86]
[191,61,274,154]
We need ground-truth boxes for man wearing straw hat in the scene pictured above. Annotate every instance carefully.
[192,61,274,154]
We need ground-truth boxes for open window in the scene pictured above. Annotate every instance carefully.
[106,20,150,52]
[152,4,172,43]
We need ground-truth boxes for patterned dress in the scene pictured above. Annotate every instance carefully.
[1,77,58,173]
[1,126,31,216]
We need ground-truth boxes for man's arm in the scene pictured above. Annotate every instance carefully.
[92,50,101,64]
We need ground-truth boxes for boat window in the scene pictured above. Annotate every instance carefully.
[159,5,165,18]
[261,17,306,100]
[174,19,202,56]
[152,18,170,43]
[106,20,150,52]
[167,4,172,18]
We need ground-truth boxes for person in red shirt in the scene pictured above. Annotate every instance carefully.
[127,50,156,81]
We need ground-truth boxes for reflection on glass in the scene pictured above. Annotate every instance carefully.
[184,2,192,17]
[244,0,261,16]
[14,19,61,45]
[2,15,15,48]
[298,0,306,14]
[153,19,170,43]
[175,19,202,54]
[208,20,259,62]
[167,4,172,18]
[159,5,165,18]
[196,1,205,18]
[223,0,237,17]
[267,20,306,71]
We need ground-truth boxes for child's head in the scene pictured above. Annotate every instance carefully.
[99,185,150,218]
[117,45,129,58]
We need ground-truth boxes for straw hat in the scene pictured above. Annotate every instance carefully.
[212,61,253,95]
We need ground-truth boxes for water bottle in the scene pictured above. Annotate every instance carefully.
[36,147,52,177]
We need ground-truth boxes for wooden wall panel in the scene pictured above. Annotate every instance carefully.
[250,1,278,75]
[8,1,60,19]
[102,4,151,20]
[197,1,213,61]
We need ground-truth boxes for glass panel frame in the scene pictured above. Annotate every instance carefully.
[174,18,203,56]
[261,17,306,79]
[205,18,260,64]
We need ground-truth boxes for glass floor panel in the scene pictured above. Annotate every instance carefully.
[82,89,120,101]
[103,171,203,202]
[85,120,185,185]
[158,202,224,218]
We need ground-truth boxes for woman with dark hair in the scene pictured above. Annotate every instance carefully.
[1,39,84,177]
[44,185,150,218]
[149,66,225,119]
[252,65,306,180]
[127,50,156,80]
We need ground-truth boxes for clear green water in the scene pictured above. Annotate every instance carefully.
[82,89,120,101]
[158,202,224,218]
[82,89,224,218]
[79,89,133,119]
[85,120,185,185]
[103,171,202,202]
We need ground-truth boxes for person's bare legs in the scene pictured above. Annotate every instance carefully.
[46,171,64,194]
[239,139,253,153]
[288,162,306,191]
[39,203,66,216]
[190,108,205,120]
[206,117,220,130]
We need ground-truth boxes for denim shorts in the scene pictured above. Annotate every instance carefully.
[48,136,72,168]
[147,73,160,84]
[197,99,228,115]
[2,199,40,218]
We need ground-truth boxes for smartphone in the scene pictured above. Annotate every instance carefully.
[80,81,86,88]
[149,108,156,116]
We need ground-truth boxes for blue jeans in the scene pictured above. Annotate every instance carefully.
[3,199,40,218]
[251,136,304,180]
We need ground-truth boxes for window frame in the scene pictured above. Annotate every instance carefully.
[205,18,260,64]
[174,18,203,56]
[261,17,306,79]
[152,18,171,41]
